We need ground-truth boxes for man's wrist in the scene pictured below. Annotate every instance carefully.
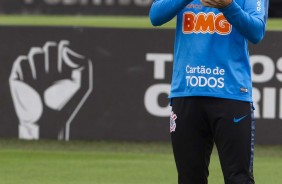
[223,0,233,9]
[219,0,237,13]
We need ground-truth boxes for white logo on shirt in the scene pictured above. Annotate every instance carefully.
[257,0,262,12]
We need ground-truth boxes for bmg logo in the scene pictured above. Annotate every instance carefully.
[182,12,232,35]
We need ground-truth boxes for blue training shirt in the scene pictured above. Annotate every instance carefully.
[150,0,269,102]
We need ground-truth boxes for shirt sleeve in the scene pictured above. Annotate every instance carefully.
[149,0,193,26]
[219,0,269,44]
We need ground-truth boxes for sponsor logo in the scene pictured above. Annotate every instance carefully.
[240,88,248,93]
[186,65,225,88]
[233,115,248,125]
[170,111,177,133]
[183,12,232,35]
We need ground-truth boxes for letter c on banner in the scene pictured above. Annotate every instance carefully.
[144,84,171,117]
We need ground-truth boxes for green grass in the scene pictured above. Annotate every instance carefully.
[0,15,165,28]
[0,140,281,184]
[0,15,281,30]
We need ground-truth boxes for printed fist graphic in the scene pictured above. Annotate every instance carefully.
[9,40,93,140]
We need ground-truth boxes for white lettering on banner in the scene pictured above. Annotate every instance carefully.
[252,87,280,119]
[24,0,152,6]
[252,87,261,118]
[280,89,282,119]
[146,53,173,80]
[144,84,171,117]
[250,55,274,83]
[276,57,282,81]
[263,88,276,118]
[251,55,282,120]
[144,53,171,117]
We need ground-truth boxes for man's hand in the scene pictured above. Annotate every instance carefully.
[200,0,232,9]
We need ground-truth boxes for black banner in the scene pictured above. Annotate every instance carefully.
[0,27,281,144]
[0,0,152,16]
[249,31,282,144]
[269,0,282,18]
[0,26,174,141]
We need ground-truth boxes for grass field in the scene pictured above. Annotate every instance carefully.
[0,140,281,184]
[0,15,281,30]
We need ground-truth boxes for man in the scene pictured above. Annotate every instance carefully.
[149,0,268,184]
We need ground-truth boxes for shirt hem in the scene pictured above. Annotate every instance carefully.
[168,93,252,102]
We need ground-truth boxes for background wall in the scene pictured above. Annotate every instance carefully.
[0,27,281,144]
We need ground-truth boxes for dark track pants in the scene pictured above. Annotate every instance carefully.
[170,97,255,184]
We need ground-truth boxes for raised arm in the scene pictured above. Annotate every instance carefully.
[149,0,193,26]
[220,0,268,44]
[201,0,269,44]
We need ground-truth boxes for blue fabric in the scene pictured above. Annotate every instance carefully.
[150,0,269,102]
[149,0,193,26]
